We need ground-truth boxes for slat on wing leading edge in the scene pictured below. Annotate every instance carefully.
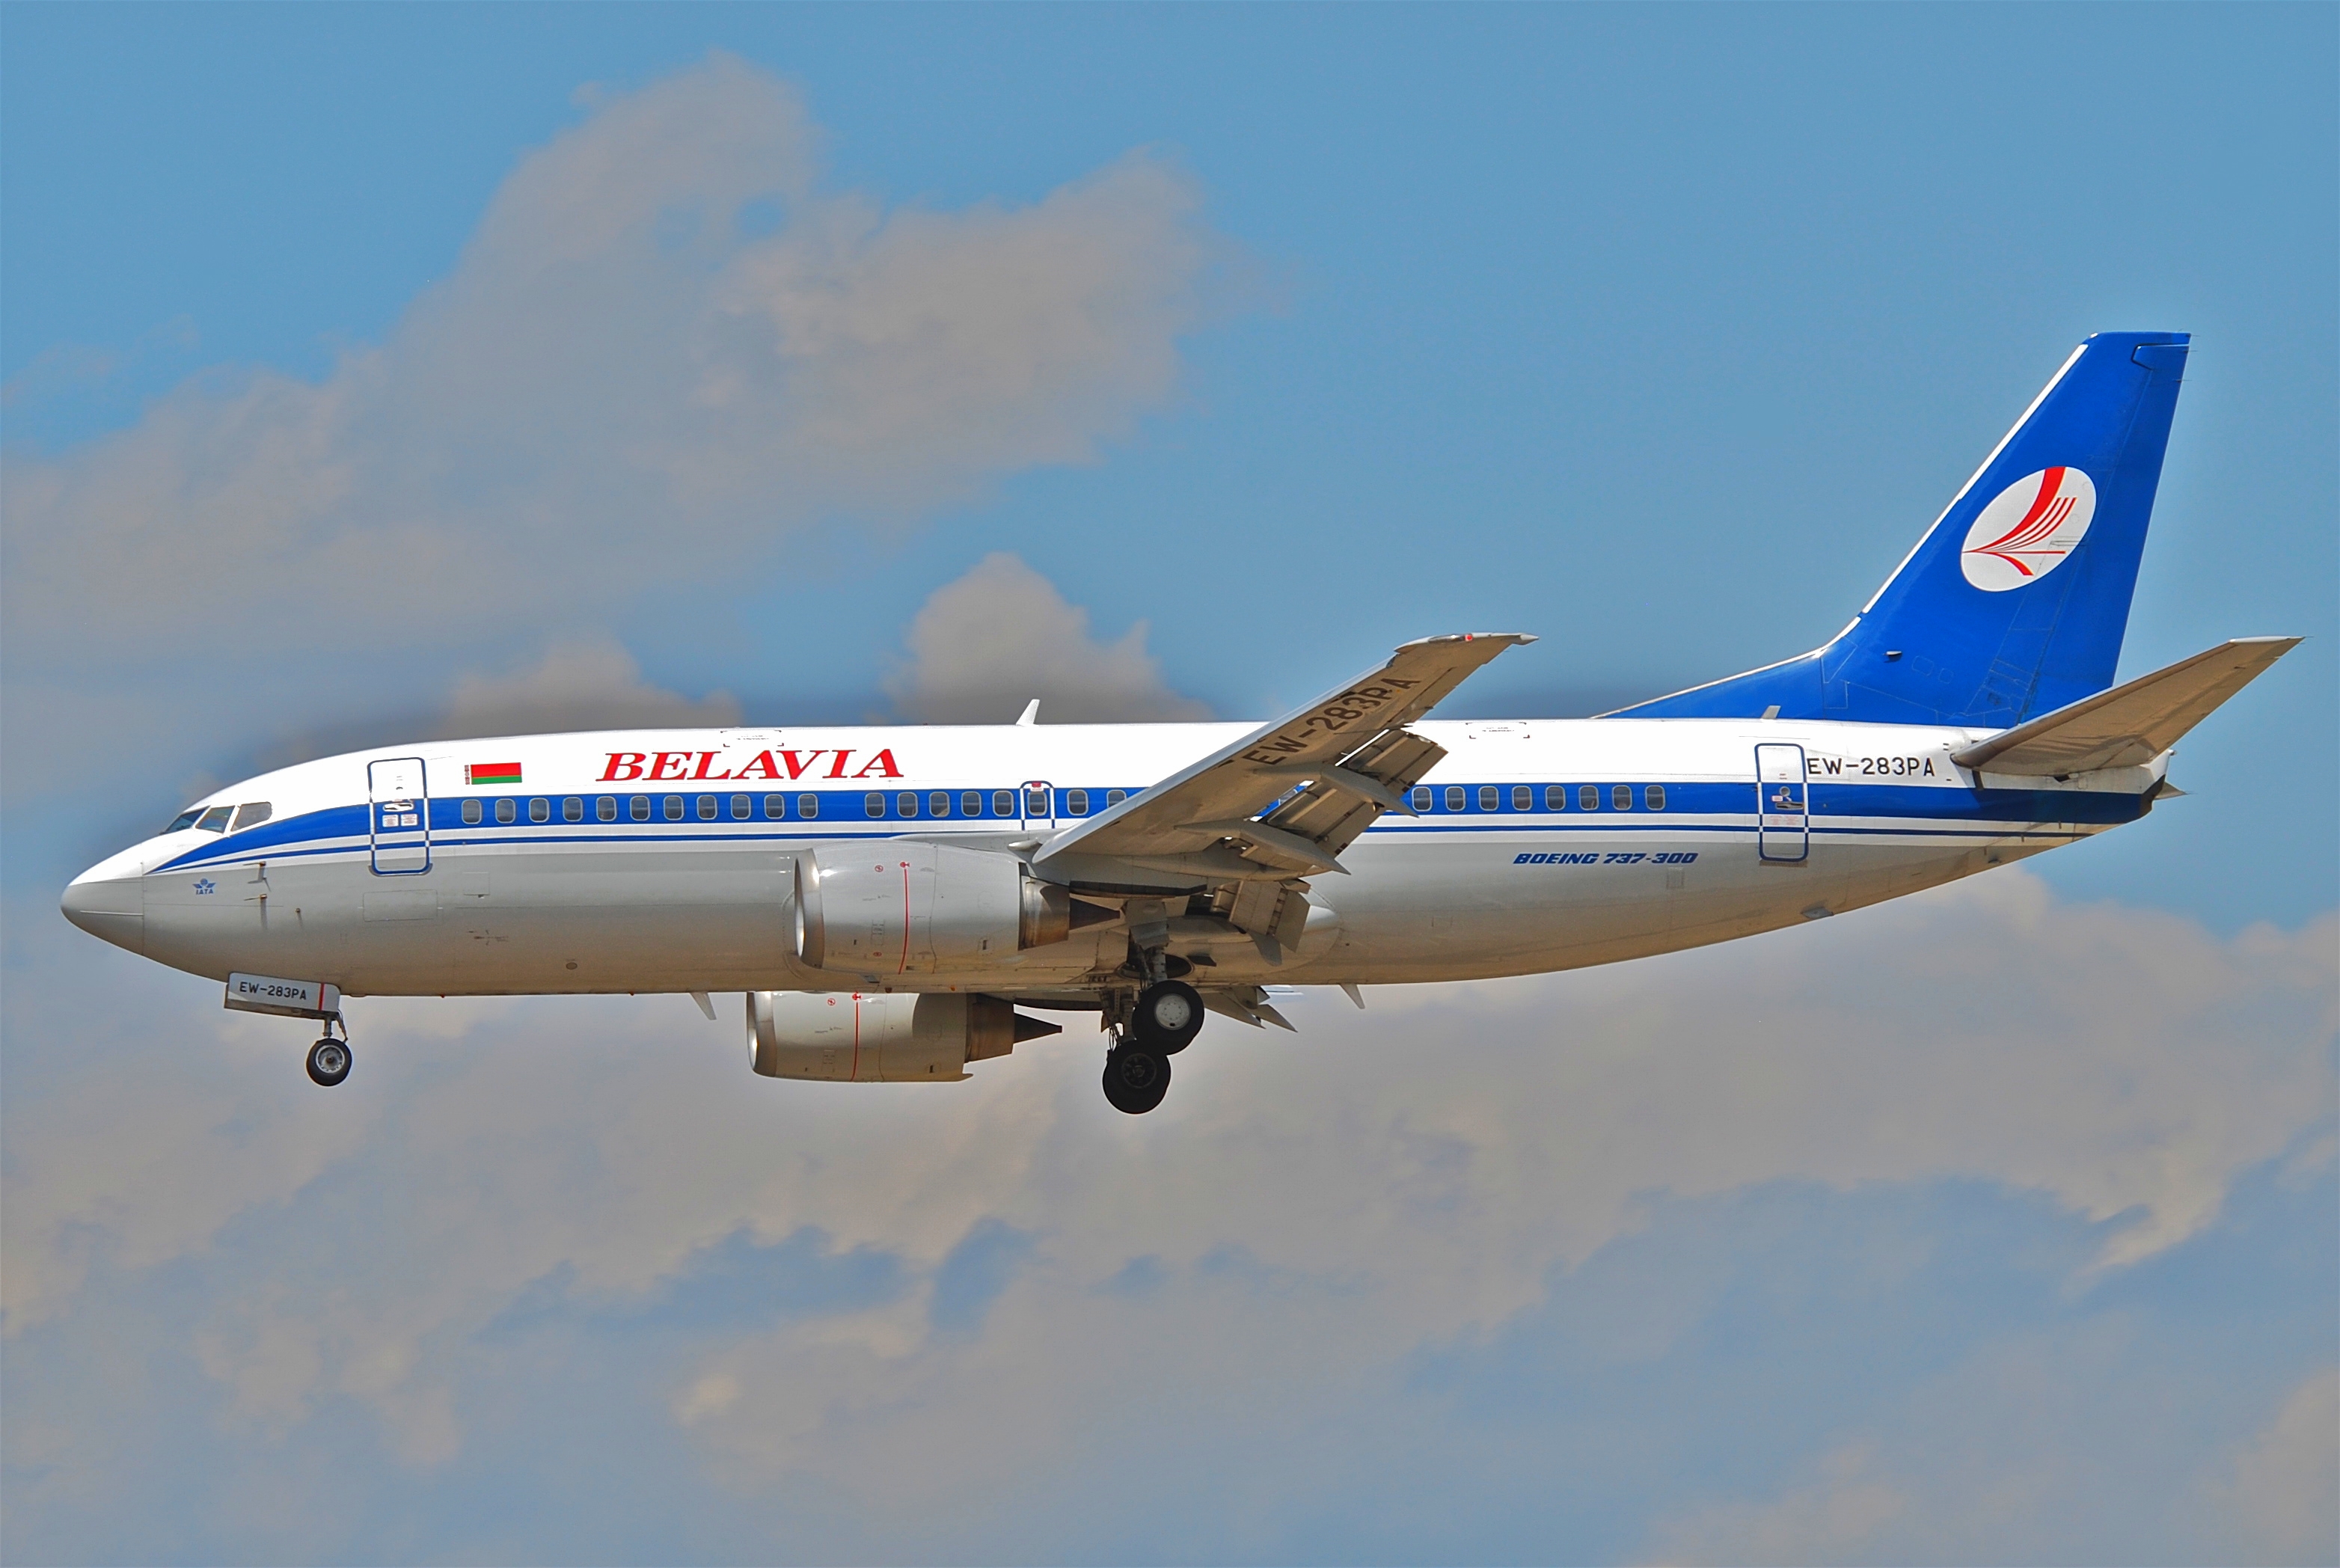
[1034,633,1533,872]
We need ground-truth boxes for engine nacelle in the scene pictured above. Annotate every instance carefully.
[746,990,1058,1082]
[794,842,1078,975]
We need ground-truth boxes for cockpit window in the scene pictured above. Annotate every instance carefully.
[167,808,204,833]
[232,802,272,831]
[195,806,233,833]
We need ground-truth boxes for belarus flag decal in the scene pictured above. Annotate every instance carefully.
[465,762,523,785]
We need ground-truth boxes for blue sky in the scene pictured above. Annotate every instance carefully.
[3,7,2334,1564]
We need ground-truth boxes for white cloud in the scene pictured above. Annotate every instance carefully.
[2217,1368,2340,1564]
[441,640,741,738]
[1644,1338,2340,1567]
[5,869,2330,1546]
[0,54,1231,666]
[884,553,1212,723]
[0,1000,381,1335]
[1642,1442,1909,1565]
[0,316,198,411]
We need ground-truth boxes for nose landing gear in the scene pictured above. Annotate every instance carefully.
[306,1017,351,1087]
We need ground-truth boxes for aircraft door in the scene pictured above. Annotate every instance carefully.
[368,756,432,875]
[1754,744,1809,863]
[1020,780,1056,833]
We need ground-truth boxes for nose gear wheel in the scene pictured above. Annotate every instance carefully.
[307,1035,352,1087]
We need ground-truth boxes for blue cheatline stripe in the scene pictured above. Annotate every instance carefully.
[153,777,2145,872]
[155,815,2108,871]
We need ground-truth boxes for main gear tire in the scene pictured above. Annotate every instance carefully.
[306,1037,352,1088]
[1132,980,1204,1055]
[1101,1044,1171,1115]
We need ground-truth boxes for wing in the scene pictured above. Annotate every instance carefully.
[1032,633,1534,892]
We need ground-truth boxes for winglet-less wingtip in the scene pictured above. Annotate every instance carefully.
[1403,631,1538,650]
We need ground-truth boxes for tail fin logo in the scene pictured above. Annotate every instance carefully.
[1960,467,2098,592]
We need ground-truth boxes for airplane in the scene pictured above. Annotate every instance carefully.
[62,331,2299,1114]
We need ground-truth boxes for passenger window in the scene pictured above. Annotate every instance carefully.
[697,795,717,821]
[196,806,233,833]
[1025,788,1050,817]
[1107,789,1127,807]
[866,793,886,818]
[462,800,483,825]
[1613,785,1632,811]
[962,791,982,818]
[1444,785,1464,812]
[598,797,617,821]
[1068,789,1090,815]
[530,799,550,824]
[731,795,750,821]
[1411,787,1432,812]
[1645,784,1666,811]
[1511,785,1531,812]
[993,791,1014,818]
[898,791,918,818]
[564,798,584,822]
[664,797,684,821]
[168,807,204,833]
[631,797,650,821]
[1580,785,1599,811]
[798,794,819,819]
[1478,785,1498,811]
[233,802,272,830]
[495,799,516,825]
[930,792,950,818]
[1546,785,1566,811]
[764,794,785,819]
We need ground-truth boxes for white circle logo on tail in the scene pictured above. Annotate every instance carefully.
[1960,468,2097,591]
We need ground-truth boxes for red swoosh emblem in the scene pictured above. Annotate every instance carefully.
[1970,468,2075,578]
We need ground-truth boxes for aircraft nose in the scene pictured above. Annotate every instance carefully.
[61,869,144,955]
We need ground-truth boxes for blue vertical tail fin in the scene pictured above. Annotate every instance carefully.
[1612,331,2190,726]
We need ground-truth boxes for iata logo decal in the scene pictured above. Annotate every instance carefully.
[1960,467,2097,592]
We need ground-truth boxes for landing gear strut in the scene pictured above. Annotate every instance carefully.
[306,1017,351,1088]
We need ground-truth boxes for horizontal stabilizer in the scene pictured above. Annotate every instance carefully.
[1952,637,2300,775]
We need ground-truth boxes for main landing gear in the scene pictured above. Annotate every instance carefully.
[1100,980,1204,1115]
[306,1017,351,1088]
[1102,1040,1170,1115]
[1133,979,1204,1055]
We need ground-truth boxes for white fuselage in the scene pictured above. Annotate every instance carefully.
[64,716,2154,1001]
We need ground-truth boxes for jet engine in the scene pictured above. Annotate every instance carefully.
[747,990,1061,1082]
[793,842,1110,974]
